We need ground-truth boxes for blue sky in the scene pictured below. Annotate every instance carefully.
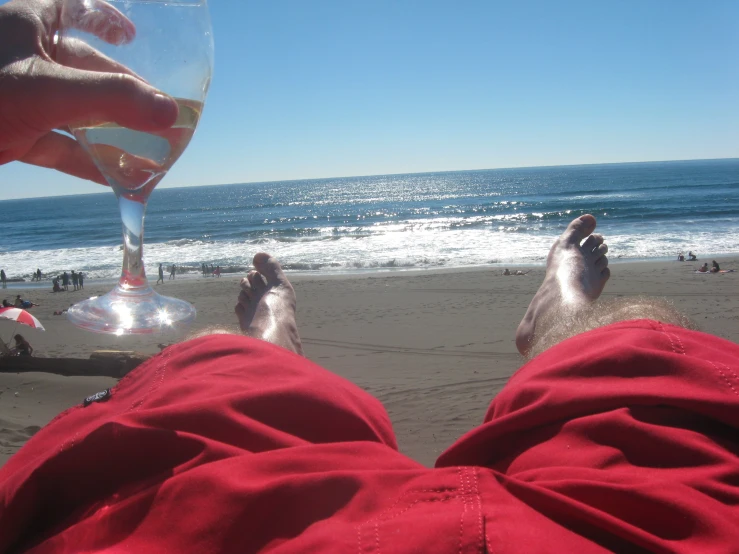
[2,0,738,199]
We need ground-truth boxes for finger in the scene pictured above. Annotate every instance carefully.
[19,131,107,185]
[85,143,162,189]
[56,36,143,78]
[65,0,136,45]
[29,60,179,131]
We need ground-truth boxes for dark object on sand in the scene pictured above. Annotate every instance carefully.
[0,351,149,378]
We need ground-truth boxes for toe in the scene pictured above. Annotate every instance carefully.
[593,243,609,260]
[240,277,254,300]
[234,303,249,331]
[563,214,597,245]
[248,270,267,291]
[238,289,251,307]
[596,254,609,269]
[581,233,604,254]
[253,252,289,286]
[240,276,252,293]
[601,267,611,281]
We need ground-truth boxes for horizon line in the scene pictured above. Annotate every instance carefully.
[3,156,737,202]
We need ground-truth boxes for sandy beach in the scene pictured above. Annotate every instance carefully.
[1,256,738,467]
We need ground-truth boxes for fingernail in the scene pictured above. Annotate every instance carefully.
[152,93,179,127]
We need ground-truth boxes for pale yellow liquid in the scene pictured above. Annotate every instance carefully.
[74,98,202,195]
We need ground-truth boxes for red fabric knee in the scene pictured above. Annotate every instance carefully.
[439,319,739,552]
[0,334,402,552]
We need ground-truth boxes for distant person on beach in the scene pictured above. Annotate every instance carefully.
[169,264,176,280]
[36,269,42,281]
[688,251,697,261]
[210,264,215,277]
[0,270,5,288]
[54,304,72,316]
[711,260,720,273]
[2,299,11,308]
[11,334,33,356]
[62,271,69,291]
[1,1,738,550]
[52,277,62,293]
[677,252,685,262]
[71,270,79,291]
[698,262,709,273]
[14,295,39,309]
[202,263,207,277]
[215,265,221,277]
[78,271,84,289]
[157,264,165,285]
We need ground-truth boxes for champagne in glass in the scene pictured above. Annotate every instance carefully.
[75,99,202,202]
[58,0,214,334]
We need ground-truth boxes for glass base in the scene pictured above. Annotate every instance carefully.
[67,285,196,335]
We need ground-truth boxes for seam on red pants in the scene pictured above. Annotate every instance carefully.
[358,497,457,553]
[718,360,739,392]
[458,467,484,554]
[657,321,686,355]
[58,427,80,455]
[356,487,461,553]
[472,468,484,553]
[659,321,739,397]
[128,346,171,412]
[458,467,467,554]
[711,360,739,397]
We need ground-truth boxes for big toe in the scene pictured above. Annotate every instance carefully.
[253,252,289,286]
[563,214,597,245]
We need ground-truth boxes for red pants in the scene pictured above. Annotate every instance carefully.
[1,320,738,553]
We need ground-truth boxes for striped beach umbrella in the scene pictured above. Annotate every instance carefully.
[0,307,46,331]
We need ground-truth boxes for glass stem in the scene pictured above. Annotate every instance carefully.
[117,194,150,291]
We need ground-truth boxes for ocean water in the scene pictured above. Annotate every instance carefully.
[1,159,738,283]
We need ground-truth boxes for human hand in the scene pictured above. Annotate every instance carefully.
[0,0,179,184]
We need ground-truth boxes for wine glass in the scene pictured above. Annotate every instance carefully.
[57,0,214,334]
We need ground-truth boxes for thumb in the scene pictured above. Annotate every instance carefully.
[28,61,179,132]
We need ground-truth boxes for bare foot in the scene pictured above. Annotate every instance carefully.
[235,252,303,356]
[515,214,610,356]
